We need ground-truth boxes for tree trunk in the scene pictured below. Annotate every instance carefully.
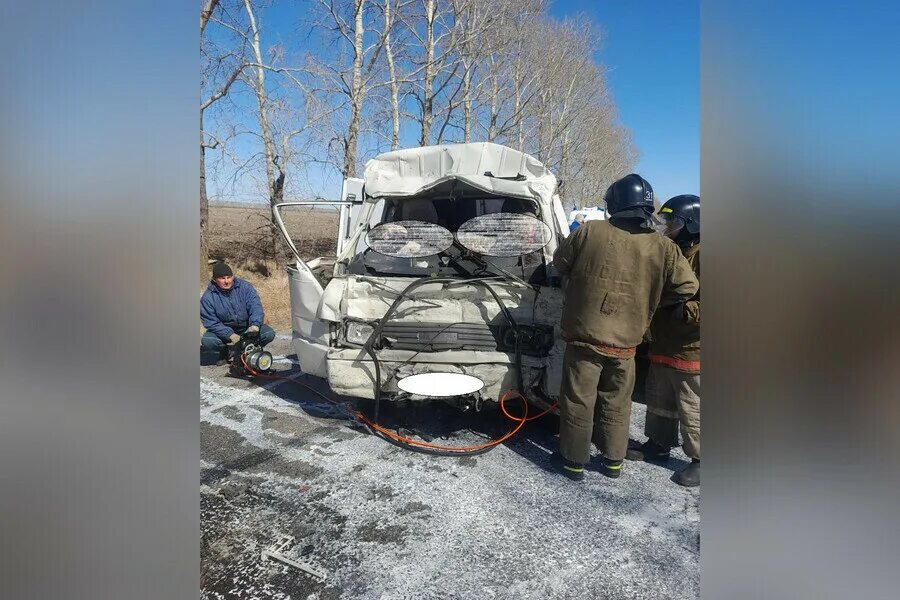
[559,129,571,200]
[200,0,219,284]
[514,59,524,151]
[384,0,400,150]
[419,0,436,146]
[462,63,472,142]
[344,0,366,176]
[487,69,499,142]
[200,114,210,283]
[200,0,220,34]
[243,0,283,266]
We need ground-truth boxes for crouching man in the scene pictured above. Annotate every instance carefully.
[627,195,701,486]
[551,175,699,482]
[200,261,275,365]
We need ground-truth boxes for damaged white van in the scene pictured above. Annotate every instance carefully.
[274,143,571,413]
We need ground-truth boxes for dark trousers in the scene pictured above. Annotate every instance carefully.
[558,343,636,464]
[200,324,276,365]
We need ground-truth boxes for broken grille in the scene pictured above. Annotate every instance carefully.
[378,322,554,357]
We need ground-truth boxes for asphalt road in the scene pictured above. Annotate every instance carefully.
[201,334,699,600]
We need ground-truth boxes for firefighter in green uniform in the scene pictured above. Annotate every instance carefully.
[627,194,701,487]
[551,175,699,481]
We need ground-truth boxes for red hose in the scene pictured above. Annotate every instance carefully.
[240,356,557,453]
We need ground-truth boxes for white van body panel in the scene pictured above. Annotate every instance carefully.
[364,143,557,201]
[287,264,330,378]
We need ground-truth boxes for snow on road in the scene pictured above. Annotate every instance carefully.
[201,338,699,600]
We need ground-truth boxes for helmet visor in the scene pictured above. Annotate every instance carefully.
[658,211,685,239]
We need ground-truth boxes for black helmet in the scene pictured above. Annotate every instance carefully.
[603,174,655,220]
[658,194,700,246]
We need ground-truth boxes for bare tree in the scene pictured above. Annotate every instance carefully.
[204,0,351,270]
[201,0,249,280]
[399,0,460,145]
[203,0,638,257]
[241,0,287,265]
[505,17,636,205]
[382,0,402,149]
[201,0,221,33]
[309,0,393,176]
[421,5,548,150]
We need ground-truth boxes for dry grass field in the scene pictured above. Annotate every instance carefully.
[205,203,340,330]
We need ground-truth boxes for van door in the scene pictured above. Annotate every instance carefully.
[273,201,351,377]
[338,177,365,255]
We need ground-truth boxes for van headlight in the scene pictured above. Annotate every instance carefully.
[345,321,375,344]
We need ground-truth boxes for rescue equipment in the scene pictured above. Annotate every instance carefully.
[228,331,274,378]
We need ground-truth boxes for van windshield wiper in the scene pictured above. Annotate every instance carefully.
[476,256,534,289]
[441,240,533,288]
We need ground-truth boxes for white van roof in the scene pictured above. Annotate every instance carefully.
[363,142,557,204]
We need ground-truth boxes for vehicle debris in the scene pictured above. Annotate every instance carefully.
[260,535,328,582]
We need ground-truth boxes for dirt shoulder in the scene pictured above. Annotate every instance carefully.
[204,203,338,330]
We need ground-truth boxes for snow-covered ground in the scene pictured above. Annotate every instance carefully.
[201,336,699,600]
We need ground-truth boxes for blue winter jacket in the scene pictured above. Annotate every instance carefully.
[200,278,265,341]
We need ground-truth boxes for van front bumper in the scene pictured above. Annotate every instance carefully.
[325,347,553,404]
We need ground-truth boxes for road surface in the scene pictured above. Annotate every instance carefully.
[201,334,699,600]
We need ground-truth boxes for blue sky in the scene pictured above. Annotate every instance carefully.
[549,0,699,202]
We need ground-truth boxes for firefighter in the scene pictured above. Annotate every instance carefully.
[626,194,701,487]
[551,175,699,481]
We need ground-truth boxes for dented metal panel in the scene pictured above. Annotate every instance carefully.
[340,276,536,324]
[326,346,548,402]
[287,265,329,378]
[364,143,557,203]
[318,274,566,403]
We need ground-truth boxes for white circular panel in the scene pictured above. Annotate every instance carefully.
[366,220,454,258]
[456,213,552,256]
[397,372,484,397]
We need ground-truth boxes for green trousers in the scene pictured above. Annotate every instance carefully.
[558,343,636,464]
[644,363,700,459]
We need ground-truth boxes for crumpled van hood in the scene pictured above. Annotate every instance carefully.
[363,142,557,203]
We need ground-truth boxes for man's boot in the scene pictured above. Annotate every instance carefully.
[551,452,585,482]
[625,439,671,462]
[673,459,700,487]
[597,456,623,479]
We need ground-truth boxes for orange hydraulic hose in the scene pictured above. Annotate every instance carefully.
[240,355,557,453]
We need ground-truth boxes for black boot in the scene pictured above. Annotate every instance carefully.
[597,456,624,479]
[625,439,671,462]
[673,459,700,487]
[551,452,585,482]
